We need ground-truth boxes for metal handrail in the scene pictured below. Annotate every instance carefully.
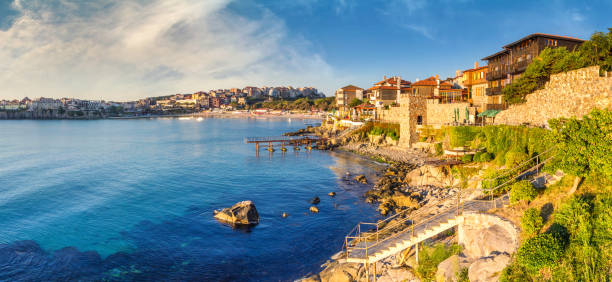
[343,147,557,260]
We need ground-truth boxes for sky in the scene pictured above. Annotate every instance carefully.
[0,0,610,101]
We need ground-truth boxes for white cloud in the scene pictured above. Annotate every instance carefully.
[0,0,335,100]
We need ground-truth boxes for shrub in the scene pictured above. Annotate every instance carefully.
[448,126,481,147]
[495,151,507,166]
[482,168,512,194]
[500,261,532,282]
[473,151,483,162]
[416,243,462,281]
[456,268,469,282]
[434,143,444,156]
[505,151,530,168]
[461,154,473,163]
[517,233,564,271]
[479,152,494,162]
[510,181,538,203]
[549,109,612,181]
[521,208,544,236]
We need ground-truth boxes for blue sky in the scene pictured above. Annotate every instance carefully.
[0,0,610,100]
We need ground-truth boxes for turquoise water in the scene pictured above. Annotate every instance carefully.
[0,118,380,281]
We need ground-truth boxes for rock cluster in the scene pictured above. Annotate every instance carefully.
[213,201,259,225]
[364,162,458,215]
[436,213,519,282]
[353,175,368,184]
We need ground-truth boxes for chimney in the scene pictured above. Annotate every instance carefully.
[456,69,461,77]
[384,75,387,80]
[397,76,401,88]
[435,74,439,80]
[474,61,479,69]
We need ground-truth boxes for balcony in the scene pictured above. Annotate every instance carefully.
[486,87,502,96]
[486,71,506,81]
[511,60,530,74]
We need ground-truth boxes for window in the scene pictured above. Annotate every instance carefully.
[417,115,423,125]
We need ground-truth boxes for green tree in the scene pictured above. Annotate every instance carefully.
[510,181,538,203]
[348,98,363,108]
[517,233,564,271]
[521,208,543,236]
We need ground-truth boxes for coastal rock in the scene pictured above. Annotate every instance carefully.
[213,201,259,225]
[354,175,368,184]
[436,254,472,282]
[318,262,361,282]
[404,165,454,187]
[310,196,321,205]
[459,219,518,258]
[467,253,511,282]
[310,206,319,213]
[378,267,418,282]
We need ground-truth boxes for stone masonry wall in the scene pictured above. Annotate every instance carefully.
[494,66,612,126]
[426,102,470,125]
[380,107,403,123]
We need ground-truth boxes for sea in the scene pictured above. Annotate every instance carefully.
[0,118,382,281]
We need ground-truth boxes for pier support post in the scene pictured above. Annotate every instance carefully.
[415,243,419,266]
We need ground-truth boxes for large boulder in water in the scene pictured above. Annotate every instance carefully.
[214,201,259,225]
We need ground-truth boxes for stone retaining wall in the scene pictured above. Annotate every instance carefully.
[494,66,612,126]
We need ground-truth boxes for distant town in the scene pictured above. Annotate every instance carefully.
[0,86,326,119]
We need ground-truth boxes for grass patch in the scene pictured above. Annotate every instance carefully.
[416,243,462,282]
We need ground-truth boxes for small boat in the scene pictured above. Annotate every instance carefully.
[196,117,204,121]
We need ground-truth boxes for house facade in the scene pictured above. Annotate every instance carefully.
[335,85,364,112]
[369,76,411,107]
[462,62,492,109]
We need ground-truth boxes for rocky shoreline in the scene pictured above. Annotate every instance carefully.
[286,124,481,281]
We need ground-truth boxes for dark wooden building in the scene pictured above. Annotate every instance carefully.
[482,33,585,96]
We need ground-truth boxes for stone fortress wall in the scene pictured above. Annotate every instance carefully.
[494,66,612,126]
[426,101,471,125]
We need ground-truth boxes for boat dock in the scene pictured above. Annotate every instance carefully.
[244,135,326,153]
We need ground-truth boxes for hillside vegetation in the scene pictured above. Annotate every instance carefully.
[494,109,611,281]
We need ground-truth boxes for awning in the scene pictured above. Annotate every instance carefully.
[477,109,501,117]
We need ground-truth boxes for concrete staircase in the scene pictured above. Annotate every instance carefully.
[340,147,554,265]
[342,195,508,264]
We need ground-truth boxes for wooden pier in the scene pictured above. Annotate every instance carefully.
[245,135,325,153]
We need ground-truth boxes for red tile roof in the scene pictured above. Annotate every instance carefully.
[369,85,411,90]
[340,85,363,90]
[411,76,452,87]
[374,77,411,86]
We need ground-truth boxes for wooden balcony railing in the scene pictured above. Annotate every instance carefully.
[486,87,502,96]
[511,60,530,74]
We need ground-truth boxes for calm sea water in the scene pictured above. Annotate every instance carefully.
[0,118,381,281]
